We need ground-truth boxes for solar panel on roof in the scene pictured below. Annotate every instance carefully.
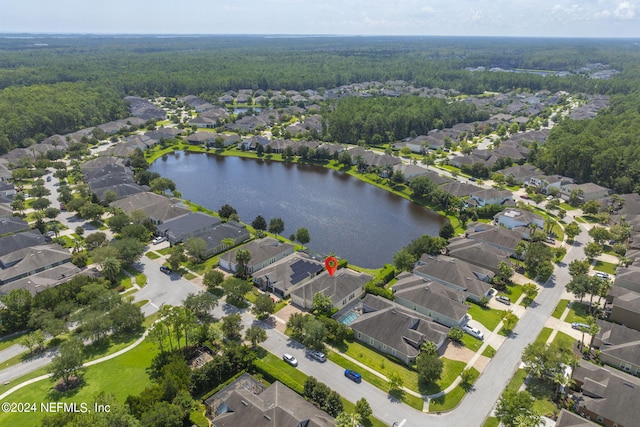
[289,260,323,285]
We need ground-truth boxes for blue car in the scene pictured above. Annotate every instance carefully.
[344,369,361,383]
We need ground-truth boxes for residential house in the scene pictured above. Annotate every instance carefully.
[1,262,81,296]
[0,244,72,285]
[218,238,294,275]
[528,174,573,194]
[0,231,46,262]
[593,320,640,376]
[445,237,512,274]
[185,131,218,145]
[465,222,523,256]
[468,188,513,207]
[606,286,640,331]
[439,181,483,198]
[555,409,599,427]
[0,181,16,198]
[561,183,613,203]
[613,265,640,294]
[347,294,449,364]
[156,212,222,245]
[497,164,540,185]
[289,268,371,310]
[392,164,429,181]
[571,360,640,427]
[252,253,324,297]
[110,192,191,224]
[0,161,12,182]
[392,272,469,327]
[0,217,30,237]
[205,373,334,427]
[0,196,13,218]
[494,209,545,237]
[192,222,251,259]
[413,255,493,302]
[392,136,427,153]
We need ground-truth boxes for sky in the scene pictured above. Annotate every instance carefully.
[2,0,639,38]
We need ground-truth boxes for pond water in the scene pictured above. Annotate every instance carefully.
[150,152,446,268]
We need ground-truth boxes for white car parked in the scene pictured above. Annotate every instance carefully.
[463,324,484,340]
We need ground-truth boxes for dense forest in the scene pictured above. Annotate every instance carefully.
[324,96,489,144]
[2,35,640,190]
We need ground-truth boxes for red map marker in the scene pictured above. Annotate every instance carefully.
[325,256,338,277]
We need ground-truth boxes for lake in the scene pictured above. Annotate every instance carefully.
[150,152,446,268]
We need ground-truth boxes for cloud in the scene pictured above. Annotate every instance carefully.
[614,1,636,19]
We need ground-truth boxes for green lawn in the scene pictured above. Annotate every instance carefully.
[593,260,617,275]
[467,303,503,331]
[461,334,484,352]
[0,339,157,427]
[553,331,578,351]
[482,346,496,358]
[565,302,591,324]
[501,283,524,303]
[124,266,146,287]
[428,368,479,412]
[534,327,553,346]
[551,299,570,319]
[506,368,528,393]
[145,251,160,259]
[527,377,560,418]
[483,417,499,427]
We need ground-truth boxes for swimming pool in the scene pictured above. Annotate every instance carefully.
[339,310,359,325]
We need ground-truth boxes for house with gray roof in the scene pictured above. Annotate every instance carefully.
[348,294,449,364]
[439,181,483,197]
[1,262,81,296]
[0,181,16,198]
[290,268,371,310]
[253,253,324,297]
[192,222,251,259]
[218,238,294,275]
[156,212,222,245]
[571,360,640,427]
[607,286,640,331]
[392,272,468,327]
[555,409,599,427]
[593,320,640,376]
[494,209,544,237]
[0,231,46,264]
[465,222,523,256]
[413,255,493,302]
[445,237,512,274]
[0,244,71,286]
[613,265,640,294]
[0,196,13,218]
[561,182,612,203]
[206,373,333,427]
[110,192,191,224]
[468,188,513,207]
[0,217,30,237]
[497,164,540,184]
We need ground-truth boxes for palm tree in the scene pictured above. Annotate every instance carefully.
[100,256,121,284]
[235,249,251,278]
[587,316,600,356]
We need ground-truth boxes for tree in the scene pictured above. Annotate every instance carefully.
[184,237,207,262]
[85,231,107,250]
[568,259,590,277]
[252,293,275,319]
[0,288,33,332]
[588,226,611,244]
[582,200,601,215]
[221,278,252,307]
[355,398,372,420]
[221,313,243,341]
[584,242,603,260]
[112,237,146,266]
[460,369,474,388]
[295,227,310,249]
[388,372,404,392]
[393,248,417,272]
[167,245,186,271]
[586,316,600,354]
[21,329,46,354]
[302,317,327,351]
[245,325,267,347]
[251,215,267,230]
[439,222,455,239]
[567,274,590,302]
[495,390,542,427]
[203,269,224,291]
[268,217,285,236]
[107,213,131,233]
[183,292,218,321]
[312,292,333,316]
[110,302,144,334]
[416,341,443,385]
[149,177,177,194]
[448,327,464,343]
[501,310,518,332]
[522,283,539,307]
[32,197,51,211]
[235,249,252,279]
[48,337,85,390]
[218,204,237,220]
[565,222,581,242]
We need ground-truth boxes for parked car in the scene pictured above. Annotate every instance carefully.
[595,272,610,279]
[496,295,511,305]
[59,203,66,211]
[46,175,52,182]
[308,350,326,362]
[571,322,589,331]
[344,369,361,383]
[463,324,484,340]
[152,236,167,245]
[160,265,173,275]
[283,353,298,367]
[520,194,530,199]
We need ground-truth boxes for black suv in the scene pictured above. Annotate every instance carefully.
[160,266,173,275]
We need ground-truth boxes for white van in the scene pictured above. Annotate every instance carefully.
[463,324,484,340]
